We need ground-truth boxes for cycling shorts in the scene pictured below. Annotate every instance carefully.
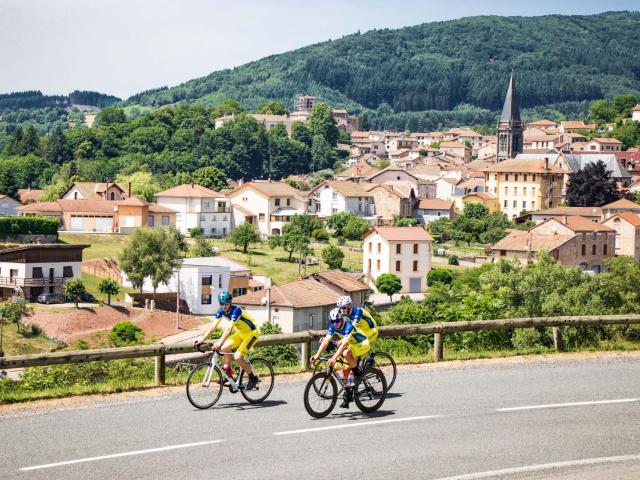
[227,330,259,356]
[346,337,370,359]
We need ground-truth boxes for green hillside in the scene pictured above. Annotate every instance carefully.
[125,11,640,129]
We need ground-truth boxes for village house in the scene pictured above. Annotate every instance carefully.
[526,119,558,131]
[447,129,484,149]
[602,198,640,219]
[483,157,567,219]
[0,195,21,217]
[367,166,434,199]
[336,159,380,182]
[363,226,433,294]
[308,180,375,218]
[524,206,603,224]
[16,188,43,205]
[574,137,623,153]
[307,270,369,306]
[439,141,472,162]
[601,212,640,260]
[233,278,339,333]
[226,181,307,237]
[361,183,415,223]
[155,184,232,237]
[560,120,595,133]
[492,216,615,272]
[462,192,500,213]
[61,182,127,201]
[413,199,455,224]
[0,244,88,301]
[524,134,560,151]
[16,198,176,233]
[633,104,640,122]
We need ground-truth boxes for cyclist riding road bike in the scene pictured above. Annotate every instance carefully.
[195,290,259,390]
[310,307,370,409]
[337,296,378,344]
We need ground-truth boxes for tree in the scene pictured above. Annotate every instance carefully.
[343,215,371,241]
[566,160,621,207]
[256,101,287,115]
[98,278,120,306]
[394,217,418,227]
[269,224,308,261]
[375,274,402,302]
[116,171,160,202]
[310,134,335,172]
[231,221,260,253]
[96,107,126,126]
[192,166,228,191]
[307,102,339,147]
[190,237,218,257]
[1,301,31,336]
[322,244,345,269]
[291,121,312,148]
[427,269,454,286]
[45,125,72,164]
[589,99,614,123]
[120,227,182,296]
[327,212,352,237]
[64,279,87,308]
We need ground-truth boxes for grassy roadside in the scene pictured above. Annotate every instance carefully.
[3,339,640,404]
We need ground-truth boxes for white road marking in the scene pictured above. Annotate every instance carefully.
[430,453,640,480]
[20,440,225,471]
[497,398,640,412]
[273,415,444,436]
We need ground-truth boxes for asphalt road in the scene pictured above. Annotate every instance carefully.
[1,354,639,480]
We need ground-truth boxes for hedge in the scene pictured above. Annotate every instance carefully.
[0,216,60,235]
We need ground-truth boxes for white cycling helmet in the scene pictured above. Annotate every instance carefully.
[336,296,353,308]
[329,308,341,321]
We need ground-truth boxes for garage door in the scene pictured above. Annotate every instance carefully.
[409,277,422,293]
[95,216,113,232]
[70,215,84,231]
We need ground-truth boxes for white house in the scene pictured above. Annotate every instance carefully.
[308,180,375,218]
[633,104,640,122]
[121,256,258,315]
[61,182,127,201]
[0,244,88,301]
[0,195,21,216]
[155,184,232,237]
[226,181,307,237]
[363,226,433,294]
[414,199,455,224]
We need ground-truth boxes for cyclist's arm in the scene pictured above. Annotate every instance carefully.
[197,315,223,343]
[217,323,234,345]
[312,333,334,361]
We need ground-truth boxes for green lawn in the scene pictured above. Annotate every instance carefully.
[59,233,129,260]
[0,321,59,356]
[433,242,490,257]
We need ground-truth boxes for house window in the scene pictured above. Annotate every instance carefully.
[523,187,527,195]
[513,200,517,208]
[413,244,418,254]
[202,275,212,286]
[395,260,401,271]
[368,242,372,253]
[604,244,608,255]
[218,275,223,288]
[396,244,401,254]
[514,174,519,181]
[532,201,536,209]
[368,258,372,271]
[505,174,509,181]
[500,250,506,257]
[377,243,381,253]
[523,174,528,181]
[63,266,74,277]
[376,259,380,270]
[223,227,227,235]
[110,191,115,200]
[200,214,206,221]
[592,244,596,255]
[332,192,338,200]
[204,201,210,209]
[514,187,518,195]
[201,275,212,304]
[532,174,537,181]
[162,216,170,225]
[286,199,291,206]
[522,201,526,209]
[413,260,418,271]
[275,198,280,206]
[32,267,43,278]
[148,215,155,227]
[213,216,217,222]
[581,244,586,256]
[259,213,265,221]
[504,200,508,208]
[504,186,508,195]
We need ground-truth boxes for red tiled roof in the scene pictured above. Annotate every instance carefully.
[310,270,368,293]
[156,184,224,198]
[603,211,640,227]
[492,230,572,252]
[17,188,43,204]
[366,226,433,242]
[602,198,640,210]
[417,199,454,210]
[233,279,340,308]
[562,216,613,233]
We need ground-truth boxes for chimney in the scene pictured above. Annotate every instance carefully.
[544,157,549,170]
[563,215,568,224]
[128,182,132,198]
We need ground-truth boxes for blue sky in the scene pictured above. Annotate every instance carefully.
[0,0,638,99]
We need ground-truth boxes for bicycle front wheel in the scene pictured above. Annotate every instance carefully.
[371,351,397,391]
[239,357,275,404]
[186,363,224,409]
[354,367,387,413]
[304,373,338,419]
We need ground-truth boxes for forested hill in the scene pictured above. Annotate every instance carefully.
[125,10,640,128]
[0,90,121,111]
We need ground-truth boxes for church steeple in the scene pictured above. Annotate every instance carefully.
[497,72,523,161]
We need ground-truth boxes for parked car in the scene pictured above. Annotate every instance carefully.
[81,292,96,303]
[37,293,65,305]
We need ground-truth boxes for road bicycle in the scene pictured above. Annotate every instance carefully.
[186,344,274,409]
[311,342,397,391]
[303,357,387,419]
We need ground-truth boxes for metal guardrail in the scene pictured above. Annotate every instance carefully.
[2,314,640,386]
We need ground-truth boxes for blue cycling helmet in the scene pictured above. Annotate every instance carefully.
[218,290,232,305]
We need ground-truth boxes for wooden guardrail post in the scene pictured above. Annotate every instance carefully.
[552,327,564,352]
[154,353,166,386]
[433,333,444,362]
[300,340,310,370]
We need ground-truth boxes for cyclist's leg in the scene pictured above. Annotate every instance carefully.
[234,332,258,375]
[222,332,242,376]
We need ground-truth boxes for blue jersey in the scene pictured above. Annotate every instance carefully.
[215,305,257,333]
[327,320,367,344]
[347,307,376,331]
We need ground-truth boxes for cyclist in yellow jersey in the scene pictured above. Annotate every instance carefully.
[195,290,259,390]
[311,308,370,408]
[337,296,378,343]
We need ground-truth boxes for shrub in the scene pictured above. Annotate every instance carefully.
[321,244,345,269]
[110,321,144,347]
[343,216,370,241]
[375,273,402,302]
[511,328,553,349]
[188,227,203,238]
[64,279,86,308]
[312,227,330,242]
[75,340,90,350]
[336,236,346,246]
[253,322,299,367]
[0,216,59,235]
[427,269,454,286]
[394,217,418,227]
[448,255,460,265]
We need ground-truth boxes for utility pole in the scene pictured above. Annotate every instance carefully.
[0,309,4,357]
[176,267,181,330]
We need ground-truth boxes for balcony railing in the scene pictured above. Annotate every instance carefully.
[0,276,66,287]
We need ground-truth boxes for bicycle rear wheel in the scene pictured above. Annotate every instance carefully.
[186,363,224,409]
[304,373,338,419]
[354,367,387,413]
[239,357,275,404]
[371,351,397,391]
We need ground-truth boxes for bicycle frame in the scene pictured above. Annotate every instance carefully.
[201,349,253,392]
